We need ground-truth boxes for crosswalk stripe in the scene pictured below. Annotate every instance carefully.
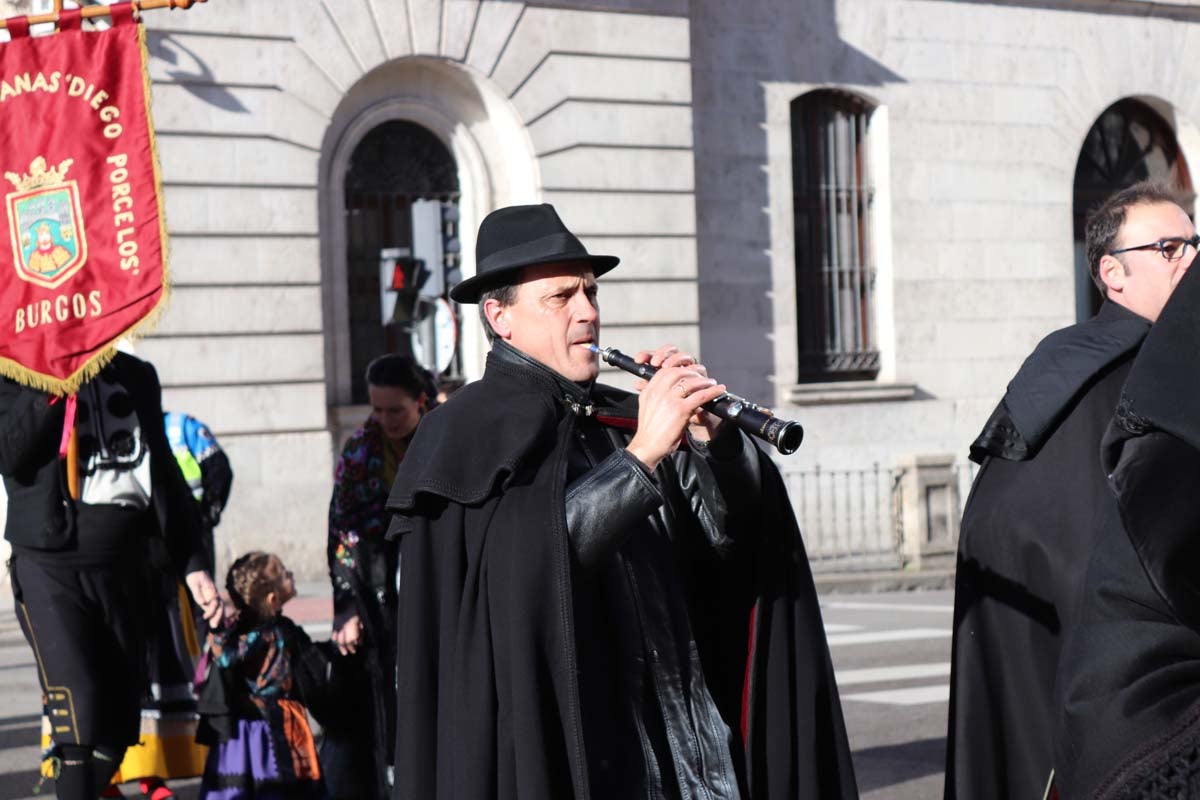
[843,684,949,705]
[0,717,39,733]
[823,623,863,633]
[836,662,950,686]
[0,745,46,776]
[825,628,950,647]
[823,601,954,613]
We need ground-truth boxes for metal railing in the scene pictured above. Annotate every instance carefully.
[781,459,981,571]
[782,463,902,571]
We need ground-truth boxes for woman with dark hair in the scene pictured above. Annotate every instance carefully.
[323,355,429,800]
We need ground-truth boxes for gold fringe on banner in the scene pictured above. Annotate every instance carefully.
[0,349,119,397]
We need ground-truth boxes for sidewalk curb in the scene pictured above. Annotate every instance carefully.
[1,575,960,611]
[814,567,956,595]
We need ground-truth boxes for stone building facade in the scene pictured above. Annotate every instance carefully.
[2,0,1198,576]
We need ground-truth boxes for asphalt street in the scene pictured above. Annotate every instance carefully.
[0,588,954,799]
[823,590,953,799]
[0,603,57,800]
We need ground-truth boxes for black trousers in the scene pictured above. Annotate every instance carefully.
[11,552,147,751]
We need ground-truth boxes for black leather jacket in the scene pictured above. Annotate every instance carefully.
[492,341,761,800]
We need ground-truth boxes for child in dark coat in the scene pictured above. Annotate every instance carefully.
[197,551,333,799]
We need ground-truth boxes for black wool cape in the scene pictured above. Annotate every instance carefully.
[385,354,857,800]
[1054,264,1200,799]
[945,302,1150,800]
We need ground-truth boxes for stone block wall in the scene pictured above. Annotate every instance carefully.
[692,0,1200,477]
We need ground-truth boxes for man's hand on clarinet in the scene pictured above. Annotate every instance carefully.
[625,345,726,471]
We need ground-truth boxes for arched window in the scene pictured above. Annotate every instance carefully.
[791,90,880,382]
[343,121,461,403]
[1072,99,1193,320]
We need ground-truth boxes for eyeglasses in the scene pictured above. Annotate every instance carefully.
[1109,234,1200,262]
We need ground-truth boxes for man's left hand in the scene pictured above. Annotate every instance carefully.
[185,570,226,627]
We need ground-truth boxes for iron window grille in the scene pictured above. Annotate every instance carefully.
[791,90,880,382]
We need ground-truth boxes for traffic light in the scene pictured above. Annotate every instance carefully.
[390,256,428,292]
[389,256,429,325]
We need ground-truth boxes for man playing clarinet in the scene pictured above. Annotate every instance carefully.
[384,203,856,800]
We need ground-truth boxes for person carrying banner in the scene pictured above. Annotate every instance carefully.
[0,352,223,800]
[386,204,856,800]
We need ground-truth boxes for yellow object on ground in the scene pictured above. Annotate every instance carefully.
[40,714,209,781]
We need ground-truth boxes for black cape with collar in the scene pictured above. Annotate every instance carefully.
[945,302,1150,800]
[385,348,857,800]
[1054,263,1200,799]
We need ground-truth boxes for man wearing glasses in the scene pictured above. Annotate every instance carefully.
[945,181,1195,800]
[1097,198,1197,323]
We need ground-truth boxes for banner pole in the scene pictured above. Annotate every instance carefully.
[0,0,207,30]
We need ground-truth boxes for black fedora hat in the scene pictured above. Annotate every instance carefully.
[449,203,619,303]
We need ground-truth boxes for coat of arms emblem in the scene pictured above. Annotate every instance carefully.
[5,157,88,290]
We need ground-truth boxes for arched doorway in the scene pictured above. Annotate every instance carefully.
[1072,98,1194,321]
[343,120,461,404]
[318,57,541,424]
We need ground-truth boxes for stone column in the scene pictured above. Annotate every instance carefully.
[895,453,961,569]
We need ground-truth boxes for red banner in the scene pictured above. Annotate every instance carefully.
[0,4,167,395]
